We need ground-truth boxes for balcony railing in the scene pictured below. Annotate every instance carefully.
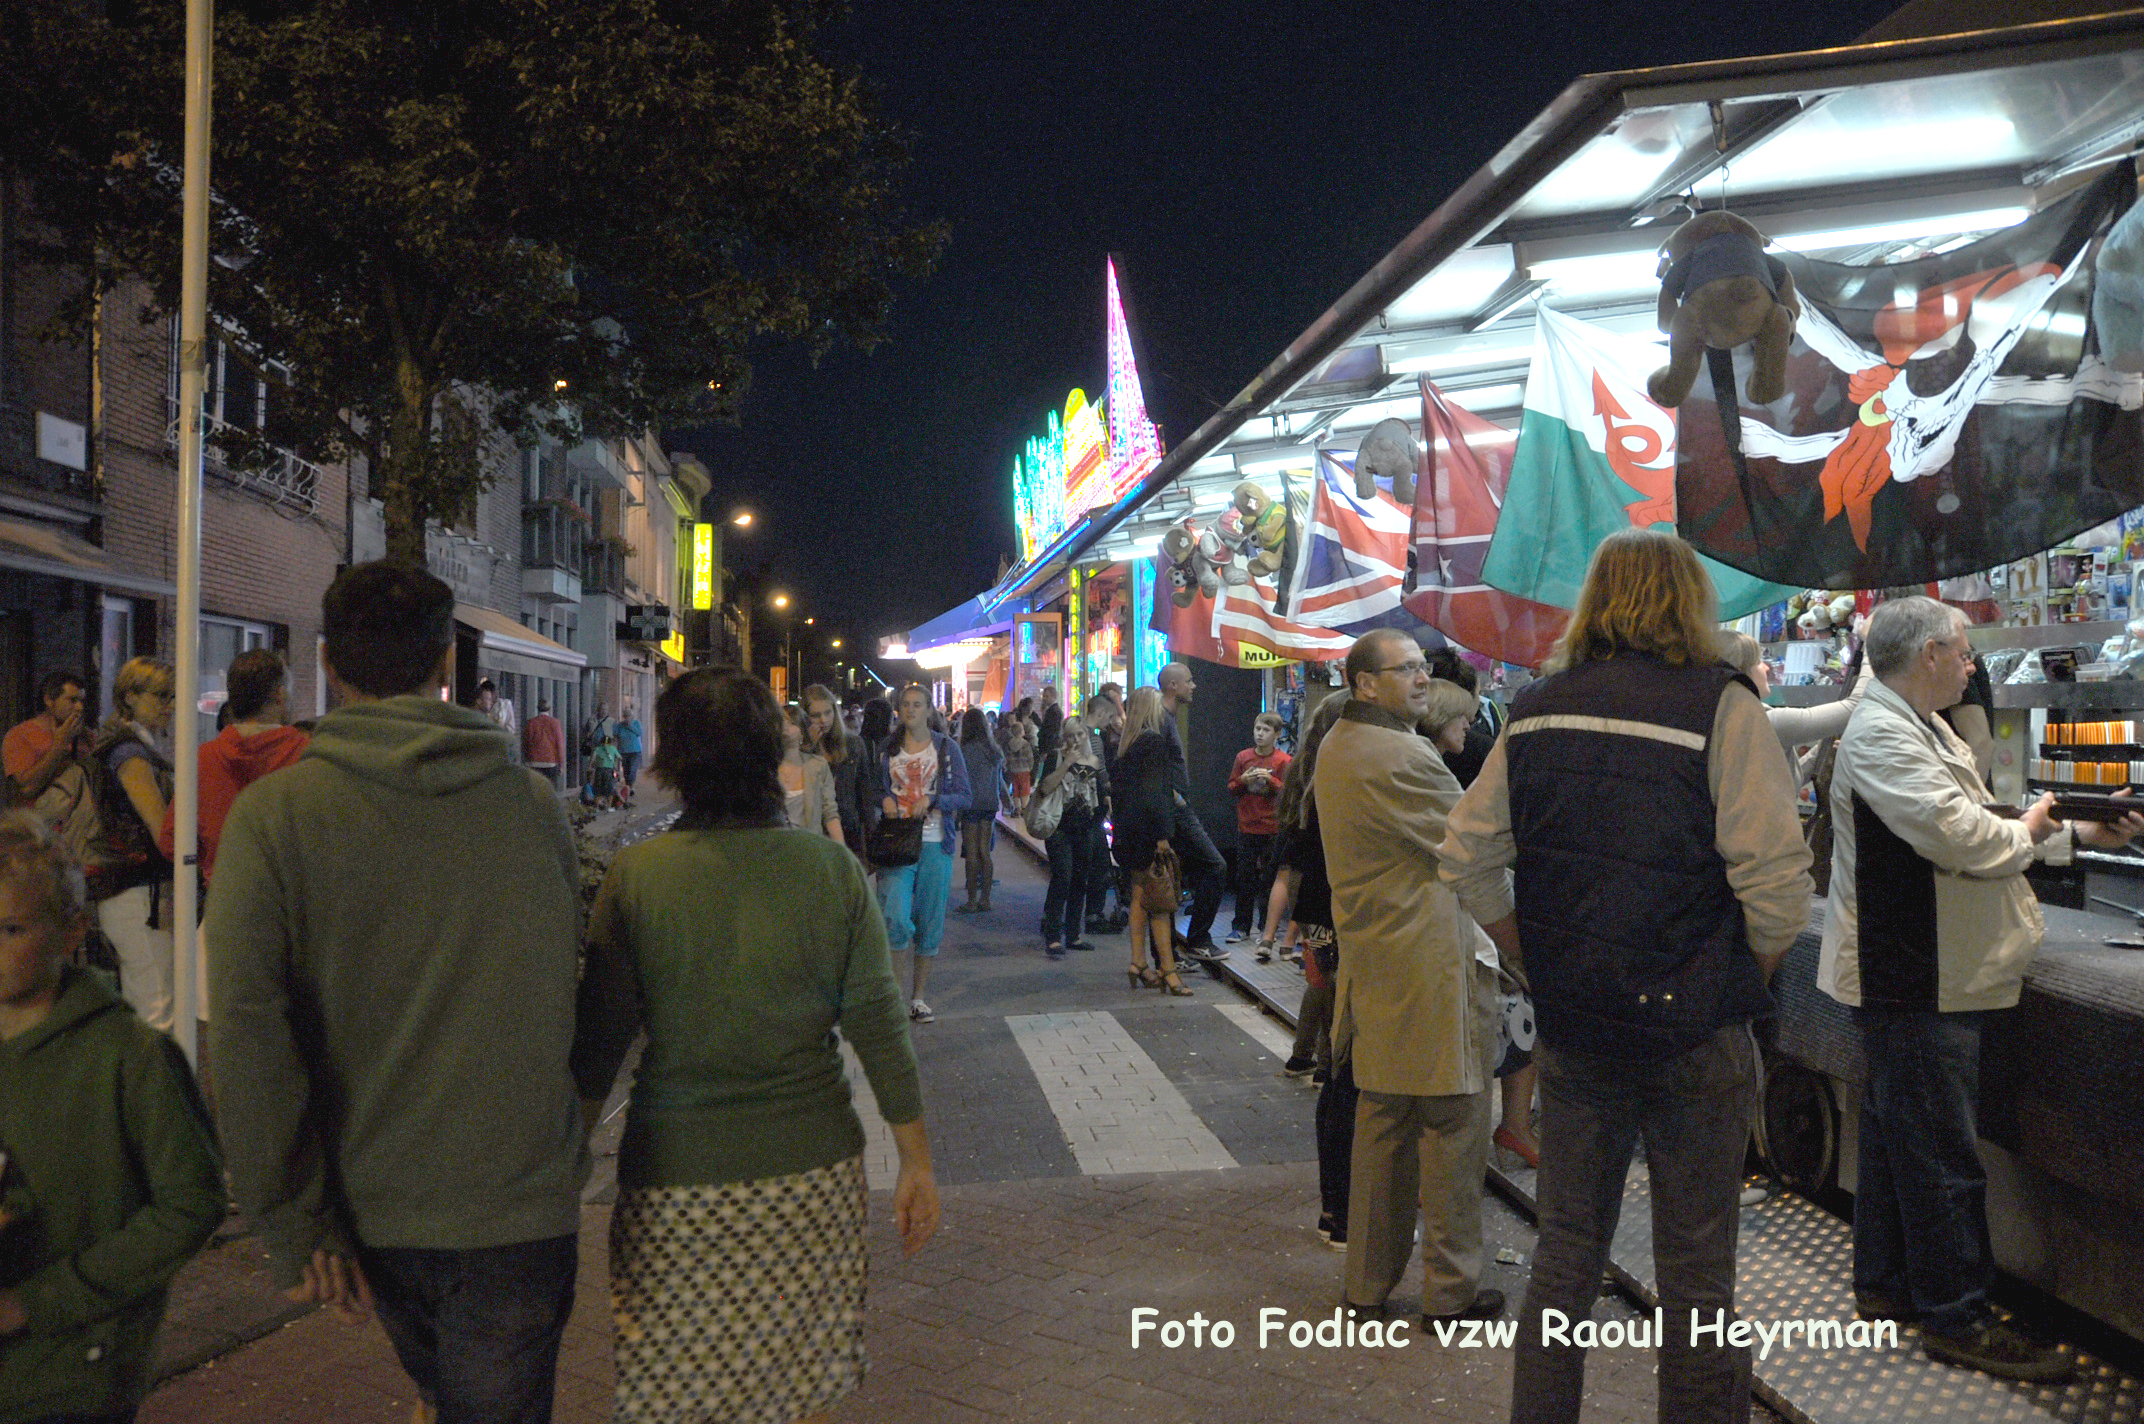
[165,397,324,514]
[521,499,587,570]
[582,537,628,597]
[0,402,98,503]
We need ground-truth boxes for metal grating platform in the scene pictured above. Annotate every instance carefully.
[1263,985,2144,1423]
[1497,1164,2144,1424]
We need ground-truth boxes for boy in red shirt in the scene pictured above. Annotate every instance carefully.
[1226,712,1290,944]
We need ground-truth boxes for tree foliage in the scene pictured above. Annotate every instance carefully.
[2,0,942,561]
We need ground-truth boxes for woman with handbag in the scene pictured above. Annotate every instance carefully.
[1110,688,1190,995]
[1034,714,1107,959]
[873,684,971,1024]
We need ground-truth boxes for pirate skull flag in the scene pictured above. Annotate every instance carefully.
[1674,159,2144,590]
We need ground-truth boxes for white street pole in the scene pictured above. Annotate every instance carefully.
[171,0,213,1066]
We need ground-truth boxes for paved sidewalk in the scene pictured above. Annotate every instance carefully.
[139,828,1784,1424]
[144,1169,1700,1424]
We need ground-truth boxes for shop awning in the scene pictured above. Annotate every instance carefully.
[906,590,1030,654]
[0,515,178,597]
[1065,6,2144,567]
[454,602,587,682]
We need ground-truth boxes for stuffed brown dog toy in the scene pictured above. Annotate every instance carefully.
[1647,211,1800,408]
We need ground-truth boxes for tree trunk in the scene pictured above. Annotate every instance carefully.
[381,357,433,567]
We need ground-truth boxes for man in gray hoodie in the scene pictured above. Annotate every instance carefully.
[208,562,586,1424]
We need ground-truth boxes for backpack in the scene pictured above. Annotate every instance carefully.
[33,732,165,901]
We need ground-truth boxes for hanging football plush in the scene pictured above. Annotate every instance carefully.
[1646,211,1801,408]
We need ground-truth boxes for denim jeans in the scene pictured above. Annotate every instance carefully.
[1042,808,1096,945]
[1850,1007,1992,1334]
[1317,1049,1361,1227]
[1511,1024,1757,1424]
[360,1233,578,1424]
[879,839,953,957]
[1084,819,1118,920]
[1230,831,1276,936]
[1169,802,1226,943]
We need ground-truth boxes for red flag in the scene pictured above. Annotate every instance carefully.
[1405,377,1569,668]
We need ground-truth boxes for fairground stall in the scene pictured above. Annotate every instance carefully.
[996,4,2144,1418]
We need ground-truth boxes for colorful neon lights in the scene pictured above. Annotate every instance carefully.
[1013,259,1165,562]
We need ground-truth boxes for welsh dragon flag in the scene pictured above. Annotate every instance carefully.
[1481,306,1797,617]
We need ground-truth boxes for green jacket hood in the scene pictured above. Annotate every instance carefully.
[303,695,519,798]
[12,965,124,1055]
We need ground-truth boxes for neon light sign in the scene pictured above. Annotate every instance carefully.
[1013,259,1165,562]
[691,524,714,611]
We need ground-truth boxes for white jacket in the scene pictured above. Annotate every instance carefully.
[1819,677,2069,1013]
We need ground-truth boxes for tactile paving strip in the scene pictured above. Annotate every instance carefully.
[1271,949,2144,1422]
[1604,1174,2144,1424]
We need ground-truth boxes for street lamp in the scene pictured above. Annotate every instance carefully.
[703,505,756,666]
[772,592,790,610]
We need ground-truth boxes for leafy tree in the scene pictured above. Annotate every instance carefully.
[2,0,941,562]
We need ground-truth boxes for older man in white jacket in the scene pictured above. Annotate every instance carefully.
[1824,595,2142,1385]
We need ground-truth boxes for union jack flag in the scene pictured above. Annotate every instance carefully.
[1285,449,1437,639]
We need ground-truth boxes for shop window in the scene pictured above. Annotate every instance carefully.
[196,615,278,746]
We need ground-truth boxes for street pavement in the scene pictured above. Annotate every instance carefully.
[139,825,1780,1423]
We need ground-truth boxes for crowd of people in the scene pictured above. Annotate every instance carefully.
[0,529,2124,1424]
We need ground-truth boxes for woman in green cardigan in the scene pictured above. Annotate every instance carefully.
[572,669,939,1424]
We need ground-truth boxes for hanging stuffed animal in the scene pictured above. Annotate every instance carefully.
[1161,521,1223,606]
[1352,418,1418,505]
[1646,211,1801,408]
[1230,481,1289,578]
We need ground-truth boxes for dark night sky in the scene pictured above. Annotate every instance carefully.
[673,1,1901,665]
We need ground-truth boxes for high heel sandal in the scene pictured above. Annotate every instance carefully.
[1159,968,1193,996]
[1128,964,1161,989]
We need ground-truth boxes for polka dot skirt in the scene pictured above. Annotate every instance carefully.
[610,1155,869,1423]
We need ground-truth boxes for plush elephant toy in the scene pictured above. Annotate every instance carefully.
[1646,210,1800,409]
[1230,481,1289,578]
[1352,418,1418,505]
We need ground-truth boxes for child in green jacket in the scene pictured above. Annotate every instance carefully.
[0,811,225,1424]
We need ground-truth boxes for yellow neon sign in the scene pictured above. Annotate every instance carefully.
[691,523,714,611]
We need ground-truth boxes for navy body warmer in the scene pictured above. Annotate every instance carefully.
[1504,654,1774,1060]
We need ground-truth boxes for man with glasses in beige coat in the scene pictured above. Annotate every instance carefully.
[1317,627,1504,1326]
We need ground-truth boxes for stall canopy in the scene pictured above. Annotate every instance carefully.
[906,590,1030,655]
[1060,6,2144,662]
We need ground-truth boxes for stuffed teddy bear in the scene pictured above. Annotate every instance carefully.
[1352,418,1418,505]
[1230,481,1289,578]
[1646,210,1800,409]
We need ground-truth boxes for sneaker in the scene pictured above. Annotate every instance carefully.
[1067,940,1095,952]
[1423,1289,1507,1327]
[1310,1066,1330,1086]
[1179,939,1228,963]
[1254,943,1274,963]
[1920,1316,2074,1383]
[1317,1215,1348,1250]
[1225,930,1249,944]
[1282,1055,1317,1078]
[908,999,934,1023]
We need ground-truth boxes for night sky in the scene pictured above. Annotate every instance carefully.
[674,0,1901,669]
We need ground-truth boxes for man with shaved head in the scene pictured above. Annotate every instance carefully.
[1153,662,1228,960]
